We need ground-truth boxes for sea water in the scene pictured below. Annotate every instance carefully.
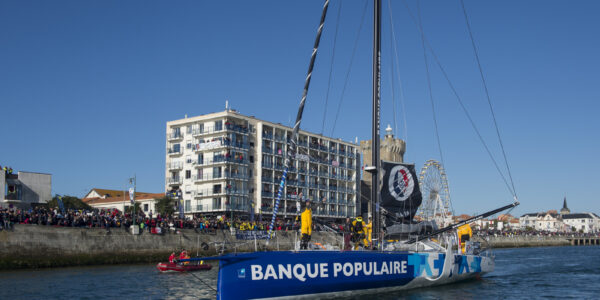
[0,246,598,299]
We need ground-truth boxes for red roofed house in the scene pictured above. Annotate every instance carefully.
[82,188,165,215]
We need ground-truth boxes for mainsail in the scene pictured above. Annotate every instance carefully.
[380,160,422,222]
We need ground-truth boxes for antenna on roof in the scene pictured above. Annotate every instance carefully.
[226,100,229,111]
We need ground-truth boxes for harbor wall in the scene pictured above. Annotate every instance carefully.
[0,225,577,270]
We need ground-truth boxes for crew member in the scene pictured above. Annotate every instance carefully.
[300,199,313,250]
[457,224,473,254]
[179,249,189,265]
[364,216,373,249]
[298,193,325,250]
[168,252,176,263]
[351,216,366,250]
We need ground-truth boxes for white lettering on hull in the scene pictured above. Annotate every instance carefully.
[251,260,409,282]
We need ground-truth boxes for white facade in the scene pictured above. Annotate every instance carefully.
[519,213,563,232]
[562,213,600,233]
[165,110,359,220]
[87,197,158,214]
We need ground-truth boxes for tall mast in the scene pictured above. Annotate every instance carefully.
[371,0,382,250]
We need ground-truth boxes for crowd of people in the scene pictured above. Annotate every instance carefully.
[473,229,599,238]
[0,205,348,234]
[1,165,14,175]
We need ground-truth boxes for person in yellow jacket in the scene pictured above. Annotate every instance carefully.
[364,216,373,249]
[457,223,472,254]
[298,193,326,250]
[351,216,366,250]
[300,200,313,250]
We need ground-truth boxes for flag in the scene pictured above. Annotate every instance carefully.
[380,160,422,222]
[57,196,65,214]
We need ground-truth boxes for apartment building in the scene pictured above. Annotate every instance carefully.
[165,109,360,220]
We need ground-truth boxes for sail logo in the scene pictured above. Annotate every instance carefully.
[388,165,414,201]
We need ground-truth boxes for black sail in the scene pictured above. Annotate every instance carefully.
[380,160,422,222]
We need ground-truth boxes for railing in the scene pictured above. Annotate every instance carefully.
[167,162,183,170]
[193,189,225,198]
[225,123,249,134]
[167,148,182,155]
[225,172,249,180]
[168,132,183,140]
[262,191,274,198]
[223,140,249,149]
[191,125,225,136]
[168,177,182,185]
[193,173,223,182]
[225,189,248,196]
[263,133,273,140]
[262,147,273,154]
[262,162,273,168]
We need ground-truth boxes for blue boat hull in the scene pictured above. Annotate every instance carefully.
[206,250,492,299]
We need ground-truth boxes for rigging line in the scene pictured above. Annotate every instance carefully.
[388,0,409,142]
[387,2,398,138]
[321,0,343,135]
[459,0,517,198]
[416,0,446,168]
[268,0,330,239]
[400,0,515,196]
[330,0,369,136]
[187,271,217,293]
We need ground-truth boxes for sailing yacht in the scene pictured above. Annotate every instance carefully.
[183,1,517,299]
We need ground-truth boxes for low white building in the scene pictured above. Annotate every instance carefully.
[562,213,600,233]
[83,188,164,215]
[519,212,563,232]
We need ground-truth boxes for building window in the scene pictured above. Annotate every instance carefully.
[215,120,223,131]
[213,167,222,178]
[185,170,191,179]
[212,197,221,209]
[213,184,222,194]
[185,200,191,212]
[143,204,149,212]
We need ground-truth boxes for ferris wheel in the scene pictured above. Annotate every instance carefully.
[418,160,452,228]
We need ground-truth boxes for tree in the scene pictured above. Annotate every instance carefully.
[155,196,175,216]
[49,195,92,210]
[125,202,141,215]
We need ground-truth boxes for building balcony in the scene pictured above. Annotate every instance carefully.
[224,171,249,180]
[192,189,225,198]
[225,189,248,196]
[263,133,273,140]
[167,132,183,141]
[167,148,182,156]
[167,162,183,170]
[262,191,274,198]
[261,162,273,169]
[262,147,273,154]
[192,173,224,182]
[223,140,249,150]
[225,123,249,134]
[191,125,225,137]
[167,177,182,185]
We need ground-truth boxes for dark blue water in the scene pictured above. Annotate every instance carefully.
[0,246,597,299]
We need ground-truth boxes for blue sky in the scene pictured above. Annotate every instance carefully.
[1,0,598,216]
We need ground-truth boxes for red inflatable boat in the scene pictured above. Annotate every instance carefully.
[156,262,212,273]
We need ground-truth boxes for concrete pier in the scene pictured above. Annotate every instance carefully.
[567,237,600,246]
[0,225,597,269]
